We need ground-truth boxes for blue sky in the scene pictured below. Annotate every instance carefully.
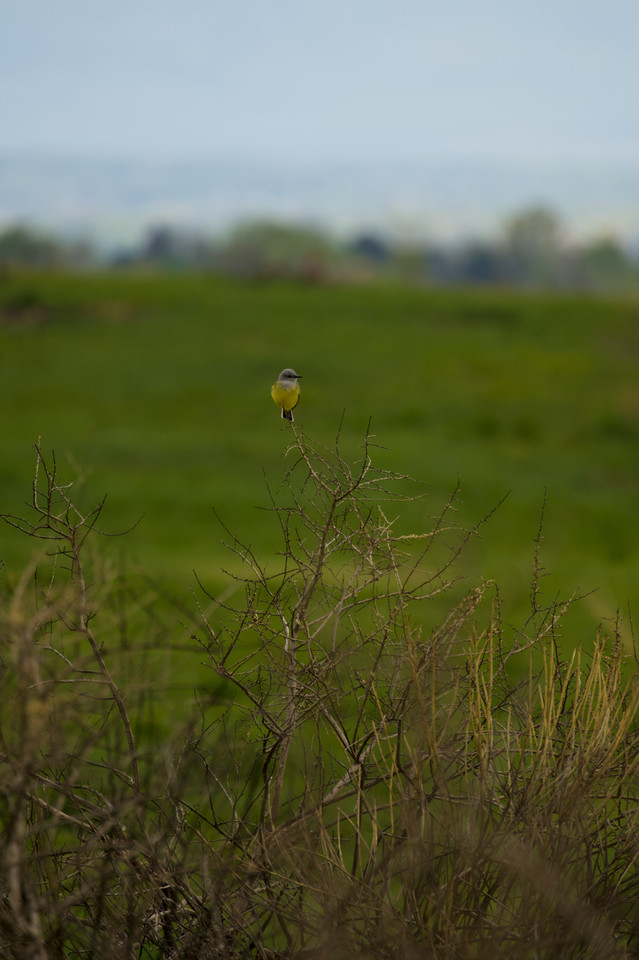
[3,0,639,164]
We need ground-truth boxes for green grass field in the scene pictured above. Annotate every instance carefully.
[3,271,639,956]
[1,271,638,646]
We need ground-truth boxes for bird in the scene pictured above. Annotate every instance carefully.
[271,368,302,422]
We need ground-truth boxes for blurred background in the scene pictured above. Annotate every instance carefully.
[2,0,639,281]
[1,0,639,644]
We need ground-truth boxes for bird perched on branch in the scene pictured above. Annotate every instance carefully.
[271,368,302,422]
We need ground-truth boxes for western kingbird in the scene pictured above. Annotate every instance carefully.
[271,368,302,422]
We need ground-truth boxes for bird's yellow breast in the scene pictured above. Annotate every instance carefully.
[271,380,300,411]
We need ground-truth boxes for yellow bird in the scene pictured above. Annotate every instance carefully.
[271,368,302,422]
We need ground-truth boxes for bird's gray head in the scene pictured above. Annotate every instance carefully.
[278,368,301,381]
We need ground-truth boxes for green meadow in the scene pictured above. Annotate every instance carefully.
[4,271,639,956]
[1,271,638,644]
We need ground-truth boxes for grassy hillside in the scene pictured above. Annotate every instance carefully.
[1,271,637,643]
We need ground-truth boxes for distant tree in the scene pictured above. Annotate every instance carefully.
[501,206,565,287]
[0,224,64,269]
[348,233,390,264]
[222,219,332,280]
[576,236,637,291]
[135,224,217,269]
[423,246,455,284]
[455,241,504,285]
[144,225,179,261]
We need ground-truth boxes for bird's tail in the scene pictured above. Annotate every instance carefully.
[282,409,294,422]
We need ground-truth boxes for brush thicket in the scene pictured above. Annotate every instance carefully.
[1,437,637,959]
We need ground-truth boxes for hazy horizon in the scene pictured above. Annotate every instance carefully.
[4,1,639,246]
[2,152,639,250]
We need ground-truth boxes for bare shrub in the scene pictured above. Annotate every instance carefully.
[1,434,638,959]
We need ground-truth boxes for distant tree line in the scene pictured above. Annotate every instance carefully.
[0,224,94,271]
[1,207,638,292]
